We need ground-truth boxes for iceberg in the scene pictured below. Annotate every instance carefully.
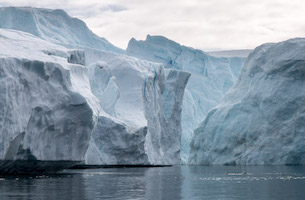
[126,35,245,163]
[0,7,123,54]
[85,50,190,165]
[0,28,100,173]
[190,38,305,165]
[0,7,191,165]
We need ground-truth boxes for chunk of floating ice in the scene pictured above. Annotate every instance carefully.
[225,172,247,175]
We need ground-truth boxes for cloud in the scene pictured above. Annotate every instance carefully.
[1,0,305,51]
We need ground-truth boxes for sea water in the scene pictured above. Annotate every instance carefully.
[1,166,305,199]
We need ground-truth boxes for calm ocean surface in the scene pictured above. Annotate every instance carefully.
[1,166,305,200]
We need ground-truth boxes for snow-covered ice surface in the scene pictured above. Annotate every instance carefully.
[85,50,190,165]
[126,35,245,163]
[190,38,305,165]
[0,7,123,54]
[0,28,100,162]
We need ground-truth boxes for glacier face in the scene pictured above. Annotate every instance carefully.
[0,7,123,54]
[85,50,190,165]
[190,38,305,165]
[126,35,245,163]
[0,28,100,161]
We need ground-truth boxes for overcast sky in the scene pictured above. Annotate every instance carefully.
[1,0,305,51]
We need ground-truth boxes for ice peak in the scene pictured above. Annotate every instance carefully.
[0,6,123,54]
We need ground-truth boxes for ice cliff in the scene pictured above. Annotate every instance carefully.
[0,28,99,169]
[190,38,305,165]
[126,35,245,163]
[0,7,123,54]
[0,7,191,166]
[85,50,190,165]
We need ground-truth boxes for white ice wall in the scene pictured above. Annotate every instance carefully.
[85,49,190,165]
[0,29,100,161]
[126,35,245,163]
[190,38,305,165]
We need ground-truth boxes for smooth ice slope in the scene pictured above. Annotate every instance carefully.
[0,7,123,54]
[190,38,305,165]
[0,28,100,162]
[85,50,190,165]
[127,35,245,163]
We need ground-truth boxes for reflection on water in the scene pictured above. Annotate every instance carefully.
[144,166,182,200]
[182,166,305,200]
[0,174,86,199]
[1,166,305,199]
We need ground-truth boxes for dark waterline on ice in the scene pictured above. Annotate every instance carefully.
[1,166,305,199]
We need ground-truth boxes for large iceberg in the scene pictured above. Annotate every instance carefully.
[0,7,191,166]
[0,7,123,54]
[126,35,245,162]
[0,28,100,173]
[85,50,190,165]
[190,38,305,165]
